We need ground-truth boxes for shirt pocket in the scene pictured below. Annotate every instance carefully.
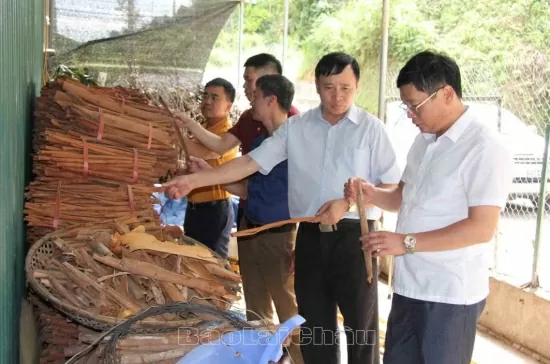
[420,160,464,206]
[337,147,370,181]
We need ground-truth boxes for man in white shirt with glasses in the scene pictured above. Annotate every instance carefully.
[346,51,513,364]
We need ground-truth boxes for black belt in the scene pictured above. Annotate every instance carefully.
[302,218,375,232]
[187,198,230,209]
[244,216,296,234]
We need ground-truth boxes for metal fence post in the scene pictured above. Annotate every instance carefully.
[236,0,244,91]
[377,0,390,121]
[282,0,289,70]
[493,97,503,274]
[531,123,550,288]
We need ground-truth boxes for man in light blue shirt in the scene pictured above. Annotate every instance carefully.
[164,52,401,364]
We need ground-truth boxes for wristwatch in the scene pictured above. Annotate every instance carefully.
[403,234,416,254]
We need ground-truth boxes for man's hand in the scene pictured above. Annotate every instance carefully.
[162,175,195,199]
[188,156,212,173]
[344,177,377,203]
[174,112,195,128]
[360,231,406,258]
[312,199,349,225]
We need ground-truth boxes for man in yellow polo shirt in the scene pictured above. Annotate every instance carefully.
[182,78,238,259]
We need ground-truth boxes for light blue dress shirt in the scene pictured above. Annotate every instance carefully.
[248,104,401,220]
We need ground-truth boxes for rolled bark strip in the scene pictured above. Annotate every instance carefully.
[87,240,114,257]
[159,96,191,166]
[119,345,199,364]
[152,256,188,303]
[49,277,86,308]
[231,216,315,238]
[356,179,373,284]
[32,269,66,279]
[92,255,230,299]
[60,261,142,313]
[204,263,241,283]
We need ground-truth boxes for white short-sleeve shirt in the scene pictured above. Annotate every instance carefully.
[248,105,402,220]
[394,106,513,305]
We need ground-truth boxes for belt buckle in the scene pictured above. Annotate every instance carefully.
[319,224,337,232]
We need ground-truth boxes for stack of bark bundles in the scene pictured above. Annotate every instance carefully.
[25,77,179,243]
[30,293,249,364]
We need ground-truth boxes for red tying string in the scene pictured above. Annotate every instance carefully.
[127,185,136,215]
[53,181,62,229]
[132,148,139,183]
[147,123,153,150]
[97,108,105,141]
[82,138,89,179]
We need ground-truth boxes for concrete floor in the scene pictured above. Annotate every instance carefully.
[227,235,541,364]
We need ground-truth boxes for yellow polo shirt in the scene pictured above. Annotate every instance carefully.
[188,117,238,203]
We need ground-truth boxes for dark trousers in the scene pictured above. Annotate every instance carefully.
[295,220,379,364]
[236,206,245,232]
[384,294,486,364]
[183,199,233,259]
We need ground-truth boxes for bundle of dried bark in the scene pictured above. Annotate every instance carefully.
[29,293,100,364]
[25,183,161,237]
[32,78,178,182]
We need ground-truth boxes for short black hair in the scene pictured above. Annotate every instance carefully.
[204,78,236,103]
[244,53,283,75]
[315,52,360,80]
[255,74,295,112]
[396,50,462,98]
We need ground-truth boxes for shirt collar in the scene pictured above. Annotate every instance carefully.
[206,116,230,132]
[316,103,359,125]
[422,106,473,143]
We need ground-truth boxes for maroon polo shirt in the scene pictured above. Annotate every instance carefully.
[227,105,300,208]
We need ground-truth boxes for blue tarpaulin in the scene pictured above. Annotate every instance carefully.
[153,192,240,228]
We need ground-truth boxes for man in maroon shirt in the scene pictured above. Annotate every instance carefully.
[176,53,299,227]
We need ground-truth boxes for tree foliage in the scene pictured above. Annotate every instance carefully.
[298,0,550,127]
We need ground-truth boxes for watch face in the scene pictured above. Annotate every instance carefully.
[405,236,415,247]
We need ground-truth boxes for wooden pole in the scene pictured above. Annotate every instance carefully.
[158,96,191,167]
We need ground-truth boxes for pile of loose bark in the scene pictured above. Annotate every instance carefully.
[29,221,241,322]
[25,77,180,243]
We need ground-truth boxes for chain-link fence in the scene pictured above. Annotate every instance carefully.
[384,63,550,289]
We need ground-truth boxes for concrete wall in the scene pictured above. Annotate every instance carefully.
[479,278,550,361]
[378,263,550,361]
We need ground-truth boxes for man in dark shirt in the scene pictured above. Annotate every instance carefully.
[175,53,299,227]
[187,74,303,364]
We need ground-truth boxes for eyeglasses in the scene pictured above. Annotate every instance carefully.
[399,87,444,115]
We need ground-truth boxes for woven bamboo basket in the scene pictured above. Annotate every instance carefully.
[25,230,236,334]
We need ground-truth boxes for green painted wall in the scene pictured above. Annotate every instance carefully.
[0,0,43,361]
